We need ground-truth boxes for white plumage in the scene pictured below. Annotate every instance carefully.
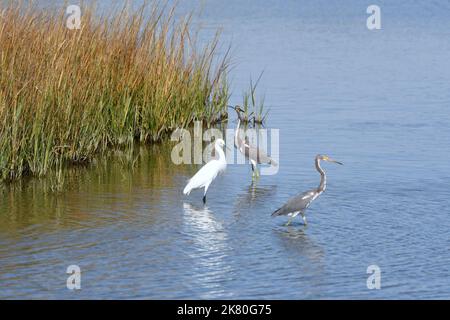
[183,139,227,203]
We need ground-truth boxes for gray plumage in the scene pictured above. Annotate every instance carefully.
[234,119,277,166]
[271,189,318,217]
[229,105,278,173]
[272,154,342,225]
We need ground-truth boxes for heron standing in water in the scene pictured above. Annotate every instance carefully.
[183,138,227,204]
[229,105,277,179]
[272,154,343,226]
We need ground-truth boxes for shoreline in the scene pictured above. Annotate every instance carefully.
[0,2,230,184]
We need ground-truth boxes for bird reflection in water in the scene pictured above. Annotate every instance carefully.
[182,203,233,298]
[274,226,324,269]
[233,182,278,209]
[272,227,326,297]
[183,203,225,235]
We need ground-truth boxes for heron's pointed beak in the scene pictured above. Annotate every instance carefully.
[329,158,343,165]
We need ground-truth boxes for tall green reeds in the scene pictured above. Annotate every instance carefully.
[241,72,268,124]
[0,2,229,182]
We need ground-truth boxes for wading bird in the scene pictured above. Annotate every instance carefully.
[183,138,227,204]
[272,154,343,226]
[232,105,253,122]
[229,105,277,179]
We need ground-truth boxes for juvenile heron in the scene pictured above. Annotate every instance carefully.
[229,105,277,179]
[272,154,343,226]
[229,104,253,122]
[183,138,227,204]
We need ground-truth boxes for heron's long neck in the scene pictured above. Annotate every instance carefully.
[234,119,241,145]
[215,144,226,163]
[315,158,326,193]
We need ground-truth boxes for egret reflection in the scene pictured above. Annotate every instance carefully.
[182,203,233,298]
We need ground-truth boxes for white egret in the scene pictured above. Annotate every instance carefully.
[183,138,227,204]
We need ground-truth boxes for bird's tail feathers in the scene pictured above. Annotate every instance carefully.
[271,207,282,216]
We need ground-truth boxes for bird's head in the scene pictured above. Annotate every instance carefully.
[228,105,244,115]
[317,154,343,165]
[215,138,226,148]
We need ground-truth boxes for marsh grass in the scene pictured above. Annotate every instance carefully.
[0,2,229,183]
[0,142,198,226]
[242,72,268,125]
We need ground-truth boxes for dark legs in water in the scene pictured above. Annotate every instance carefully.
[203,184,210,205]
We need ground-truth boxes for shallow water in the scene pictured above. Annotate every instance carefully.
[1,0,450,299]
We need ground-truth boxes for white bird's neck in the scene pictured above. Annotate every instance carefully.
[235,119,241,139]
[215,143,226,163]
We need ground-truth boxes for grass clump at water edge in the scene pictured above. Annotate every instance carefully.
[0,2,230,183]
[238,72,268,125]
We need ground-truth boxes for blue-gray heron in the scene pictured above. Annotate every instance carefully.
[272,154,343,226]
[229,105,277,179]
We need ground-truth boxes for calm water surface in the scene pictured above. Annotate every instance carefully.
[1,0,450,299]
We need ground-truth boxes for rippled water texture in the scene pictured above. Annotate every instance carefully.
[1,0,450,299]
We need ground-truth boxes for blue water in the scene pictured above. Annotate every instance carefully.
[0,0,449,299]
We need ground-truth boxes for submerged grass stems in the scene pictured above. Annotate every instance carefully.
[0,2,230,184]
